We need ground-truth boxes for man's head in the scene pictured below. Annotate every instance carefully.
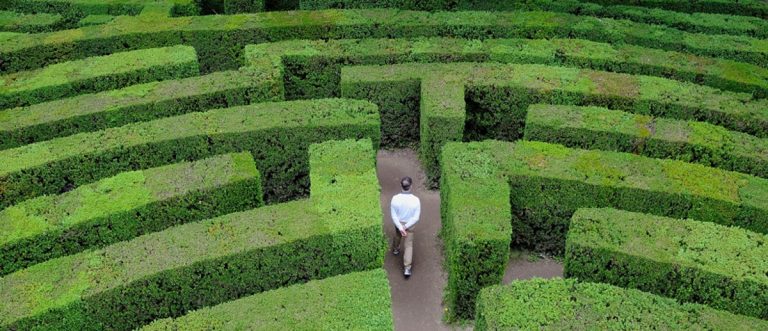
[400,176,413,192]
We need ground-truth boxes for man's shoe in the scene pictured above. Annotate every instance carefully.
[393,249,400,256]
[404,266,412,277]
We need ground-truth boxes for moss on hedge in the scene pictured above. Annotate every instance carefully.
[0,152,263,276]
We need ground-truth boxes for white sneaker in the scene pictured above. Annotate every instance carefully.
[393,249,400,256]
[404,266,412,277]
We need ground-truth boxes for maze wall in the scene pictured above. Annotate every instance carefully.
[1,0,767,329]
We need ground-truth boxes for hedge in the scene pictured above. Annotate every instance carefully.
[2,9,767,74]
[0,10,66,33]
[77,14,115,27]
[0,98,380,209]
[0,152,263,277]
[475,278,768,330]
[141,269,393,330]
[342,62,768,184]
[0,0,199,22]
[246,37,768,100]
[0,45,200,110]
[565,207,768,319]
[440,140,768,319]
[586,0,768,19]
[524,104,768,178]
[0,68,283,150]
[0,138,384,330]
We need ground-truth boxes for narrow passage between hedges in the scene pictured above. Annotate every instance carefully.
[377,149,562,330]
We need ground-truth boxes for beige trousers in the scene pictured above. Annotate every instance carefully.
[393,225,415,268]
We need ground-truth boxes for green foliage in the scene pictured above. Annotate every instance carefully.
[0,68,283,150]
[0,98,380,209]
[77,15,115,27]
[0,0,198,22]
[0,10,65,33]
[141,269,393,330]
[2,9,767,74]
[565,208,768,319]
[524,104,768,178]
[0,152,264,276]
[0,45,200,109]
[0,139,383,331]
[475,278,768,330]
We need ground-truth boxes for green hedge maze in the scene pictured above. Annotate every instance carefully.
[1,0,767,329]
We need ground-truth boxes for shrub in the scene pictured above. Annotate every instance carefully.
[0,98,380,208]
[0,45,200,109]
[0,152,263,276]
[475,278,768,330]
[141,269,393,330]
[0,10,65,33]
[0,0,199,22]
[566,207,768,319]
[0,68,283,150]
[440,139,768,318]
[0,139,384,331]
[524,104,768,178]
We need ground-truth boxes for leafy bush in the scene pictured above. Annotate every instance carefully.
[0,0,198,22]
[0,139,384,331]
[141,269,393,330]
[0,98,380,208]
[524,104,768,178]
[0,45,199,109]
[0,10,65,32]
[475,278,768,330]
[0,68,283,150]
[0,152,263,276]
[566,207,768,319]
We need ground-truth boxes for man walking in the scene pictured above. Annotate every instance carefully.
[391,176,420,277]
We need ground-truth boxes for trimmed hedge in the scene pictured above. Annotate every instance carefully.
[246,37,768,99]
[0,152,263,277]
[141,269,393,330]
[0,10,65,33]
[0,68,283,150]
[0,0,199,21]
[524,104,768,178]
[440,140,768,318]
[77,14,115,27]
[565,208,768,319]
[475,278,768,330]
[0,98,380,209]
[587,0,768,19]
[342,62,768,184]
[0,138,384,330]
[2,9,767,74]
[0,45,199,109]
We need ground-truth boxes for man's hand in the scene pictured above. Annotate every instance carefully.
[400,229,407,237]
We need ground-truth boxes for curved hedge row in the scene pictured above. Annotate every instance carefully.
[0,10,65,33]
[0,45,199,109]
[475,278,768,330]
[440,139,768,319]
[0,152,263,277]
[246,37,768,99]
[0,98,380,209]
[0,0,198,21]
[2,9,766,74]
[566,208,768,319]
[341,62,768,183]
[141,269,393,330]
[0,138,384,331]
[524,104,768,178]
[0,68,282,150]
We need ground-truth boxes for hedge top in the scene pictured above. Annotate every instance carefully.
[0,98,379,177]
[140,269,393,330]
[570,208,768,283]
[476,278,768,330]
[0,152,259,247]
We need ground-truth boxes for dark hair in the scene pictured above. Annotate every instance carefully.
[401,176,412,191]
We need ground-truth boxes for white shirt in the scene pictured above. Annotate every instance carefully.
[391,192,421,232]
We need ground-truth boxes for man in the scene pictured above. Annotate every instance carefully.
[391,176,421,277]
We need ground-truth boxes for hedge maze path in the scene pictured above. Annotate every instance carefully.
[1,0,767,329]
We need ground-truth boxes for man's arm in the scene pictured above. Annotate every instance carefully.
[403,198,421,230]
[391,198,405,232]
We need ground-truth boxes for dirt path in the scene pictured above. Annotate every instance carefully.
[377,149,562,331]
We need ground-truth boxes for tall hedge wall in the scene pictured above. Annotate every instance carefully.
[141,269,393,330]
[440,139,768,319]
[0,98,380,209]
[0,68,283,150]
[475,278,768,330]
[524,104,768,178]
[566,207,768,319]
[0,139,383,330]
[0,152,263,276]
